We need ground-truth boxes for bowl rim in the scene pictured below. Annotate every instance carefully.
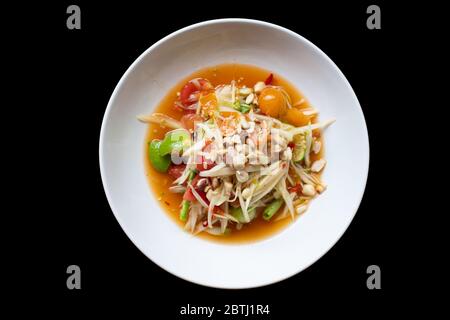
[99,18,370,289]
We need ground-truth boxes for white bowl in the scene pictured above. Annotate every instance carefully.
[99,19,369,289]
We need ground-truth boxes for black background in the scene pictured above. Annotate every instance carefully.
[9,0,428,316]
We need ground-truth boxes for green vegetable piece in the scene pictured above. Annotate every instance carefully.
[239,103,251,113]
[241,103,252,113]
[263,199,283,220]
[293,147,305,162]
[148,140,171,172]
[179,200,190,221]
[292,133,306,162]
[159,130,190,156]
[230,207,256,223]
[188,169,197,181]
[232,101,251,113]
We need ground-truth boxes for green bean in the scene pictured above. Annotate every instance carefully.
[179,200,190,221]
[188,169,197,181]
[263,199,283,220]
[230,207,256,223]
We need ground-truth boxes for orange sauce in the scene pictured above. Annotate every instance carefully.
[144,63,323,244]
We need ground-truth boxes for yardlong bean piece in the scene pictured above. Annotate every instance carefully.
[263,199,283,220]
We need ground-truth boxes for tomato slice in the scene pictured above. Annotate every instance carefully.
[183,182,209,203]
[179,78,213,107]
[180,82,198,106]
[197,189,209,204]
[183,175,204,201]
[198,78,213,90]
[168,164,186,179]
[183,187,196,201]
[288,183,303,194]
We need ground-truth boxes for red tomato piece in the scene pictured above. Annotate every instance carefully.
[168,164,186,179]
[179,78,213,107]
[197,189,209,204]
[288,183,303,194]
[197,78,213,90]
[183,176,203,201]
[183,187,196,201]
[185,185,209,204]
[180,82,198,106]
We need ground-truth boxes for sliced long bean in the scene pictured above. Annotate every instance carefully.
[188,169,197,181]
[179,200,190,221]
[263,199,283,220]
[230,207,256,223]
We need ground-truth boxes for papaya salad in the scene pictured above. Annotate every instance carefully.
[138,71,335,237]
